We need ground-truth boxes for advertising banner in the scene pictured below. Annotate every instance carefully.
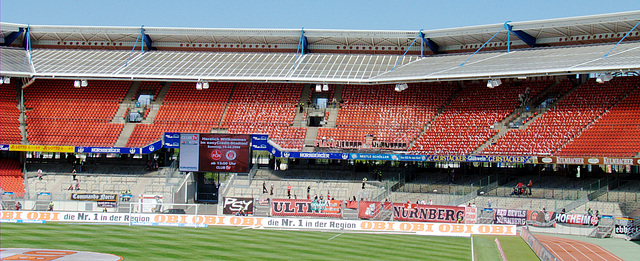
[271,199,342,218]
[464,207,477,224]
[9,144,75,153]
[75,146,139,154]
[164,132,180,148]
[223,197,254,215]
[0,211,517,236]
[553,213,599,226]
[97,201,118,208]
[392,204,464,223]
[358,201,381,219]
[141,140,163,154]
[251,134,269,151]
[526,210,556,227]
[70,193,118,202]
[538,156,640,166]
[493,209,528,226]
[0,144,9,151]
[614,217,637,235]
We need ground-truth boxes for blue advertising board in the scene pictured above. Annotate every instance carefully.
[251,134,269,151]
[163,132,180,148]
[0,144,8,151]
[141,140,163,154]
[75,146,139,154]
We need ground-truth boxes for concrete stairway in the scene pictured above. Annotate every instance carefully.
[112,82,140,123]
[303,127,319,152]
[114,123,137,147]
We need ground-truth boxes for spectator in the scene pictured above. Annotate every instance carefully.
[561,208,566,214]
[517,182,524,195]
[48,202,54,211]
[75,180,80,190]
[263,181,267,193]
[362,177,367,189]
[37,169,43,180]
[307,185,311,198]
[527,180,533,195]
[287,185,291,199]
[15,201,22,210]
[270,184,274,196]
[72,169,77,181]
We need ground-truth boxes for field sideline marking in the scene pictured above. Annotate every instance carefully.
[328,232,344,241]
[471,235,475,261]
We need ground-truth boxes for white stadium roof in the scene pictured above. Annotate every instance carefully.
[1,11,639,84]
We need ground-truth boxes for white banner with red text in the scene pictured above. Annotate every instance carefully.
[0,210,515,237]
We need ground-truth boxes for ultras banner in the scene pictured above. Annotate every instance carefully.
[358,201,381,219]
[392,204,464,223]
[271,199,342,218]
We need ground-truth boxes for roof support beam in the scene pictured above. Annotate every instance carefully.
[3,28,24,47]
[419,30,439,55]
[143,30,153,50]
[505,24,537,47]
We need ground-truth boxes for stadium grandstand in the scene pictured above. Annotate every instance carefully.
[3,10,640,249]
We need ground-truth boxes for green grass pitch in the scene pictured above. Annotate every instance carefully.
[0,223,538,260]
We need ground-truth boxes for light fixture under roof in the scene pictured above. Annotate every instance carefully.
[322,84,329,91]
[196,82,203,90]
[315,84,322,92]
[74,80,81,88]
[202,82,209,89]
[394,83,408,92]
[487,79,501,88]
[81,79,88,87]
[596,73,613,83]
[2,76,10,84]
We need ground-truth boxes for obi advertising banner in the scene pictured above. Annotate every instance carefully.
[393,204,464,223]
[179,133,251,173]
[271,199,342,218]
[0,211,516,237]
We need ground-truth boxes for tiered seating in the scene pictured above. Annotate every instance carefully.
[411,80,547,155]
[221,83,305,150]
[0,159,24,197]
[24,80,129,147]
[126,82,233,147]
[483,77,637,156]
[317,83,456,149]
[0,86,21,144]
[557,77,640,157]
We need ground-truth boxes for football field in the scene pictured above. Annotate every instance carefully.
[0,223,538,260]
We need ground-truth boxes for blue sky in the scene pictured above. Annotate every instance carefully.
[2,0,639,31]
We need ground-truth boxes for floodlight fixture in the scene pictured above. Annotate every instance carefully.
[487,79,502,88]
[2,76,10,84]
[202,82,209,89]
[74,80,81,88]
[81,79,88,87]
[596,73,613,83]
[322,84,329,91]
[315,84,322,92]
[196,82,203,90]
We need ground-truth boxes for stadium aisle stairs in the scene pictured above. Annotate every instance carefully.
[111,82,140,124]
[303,127,319,151]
